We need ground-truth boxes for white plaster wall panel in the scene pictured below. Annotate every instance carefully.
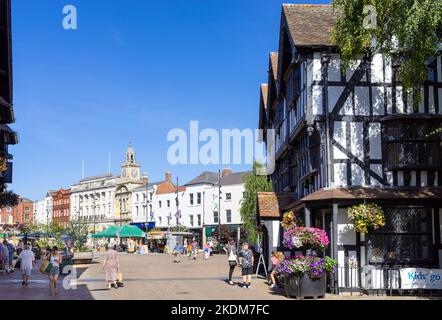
[370,164,383,187]
[313,52,322,81]
[272,221,280,248]
[418,88,425,113]
[397,171,404,186]
[350,122,364,161]
[396,87,405,113]
[355,86,370,115]
[372,86,385,115]
[371,54,384,83]
[334,163,347,186]
[351,163,363,186]
[312,85,323,115]
[333,121,347,159]
[421,171,428,187]
[410,171,416,186]
[328,54,341,81]
[369,123,382,159]
[386,87,393,114]
[337,208,356,245]
[385,57,392,83]
[438,56,442,82]
[328,86,344,113]
[406,92,414,114]
[346,58,365,81]
[429,86,435,114]
[439,88,442,114]
[435,171,439,186]
[386,171,393,186]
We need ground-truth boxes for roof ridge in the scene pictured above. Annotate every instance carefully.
[283,4,331,7]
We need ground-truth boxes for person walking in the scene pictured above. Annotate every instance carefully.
[239,242,254,289]
[191,240,199,260]
[5,240,15,272]
[268,251,281,288]
[47,246,62,296]
[18,245,35,286]
[103,245,120,289]
[1,241,10,274]
[172,241,182,263]
[183,239,188,255]
[203,243,211,261]
[223,239,238,286]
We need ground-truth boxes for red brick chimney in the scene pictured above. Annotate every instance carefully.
[142,174,148,185]
[222,168,232,177]
[165,171,172,183]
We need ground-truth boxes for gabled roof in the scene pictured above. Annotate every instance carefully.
[257,192,297,219]
[282,4,337,47]
[133,180,166,192]
[185,171,219,186]
[220,171,251,186]
[269,52,279,80]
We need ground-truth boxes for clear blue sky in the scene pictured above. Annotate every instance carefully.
[10,0,329,200]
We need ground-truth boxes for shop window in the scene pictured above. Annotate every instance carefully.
[368,207,432,265]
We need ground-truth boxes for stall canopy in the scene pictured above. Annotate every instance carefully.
[91,225,145,238]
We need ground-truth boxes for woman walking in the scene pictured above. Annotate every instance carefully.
[172,241,182,263]
[192,241,199,260]
[47,246,62,296]
[103,245,120,289]
[223,239,238,286]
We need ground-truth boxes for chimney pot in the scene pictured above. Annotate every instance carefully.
[165,171,172,182]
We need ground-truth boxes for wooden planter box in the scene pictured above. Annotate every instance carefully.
[284,274,326,299]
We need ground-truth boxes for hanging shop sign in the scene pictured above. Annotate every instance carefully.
[400,268,442,289]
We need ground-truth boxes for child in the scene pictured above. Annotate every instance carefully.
[173,242,182,263]
[239,243,254,289]
[269,251,281,288]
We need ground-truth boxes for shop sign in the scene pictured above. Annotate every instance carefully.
[400,268,442,289]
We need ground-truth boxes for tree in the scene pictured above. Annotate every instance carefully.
[65,221,89,250]
[332,0,442,108]
[240,161,273,244]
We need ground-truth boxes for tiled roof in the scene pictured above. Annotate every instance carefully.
[301,187,442,202]
[257,192,297,218]
[133,180,165,192]
[220,171,251,186]
[260,84,268,109]
[269,52,278,80]
[185,171,219,186]
[282,4,337,47]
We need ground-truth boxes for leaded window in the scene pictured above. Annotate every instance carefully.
[367,207,433,265]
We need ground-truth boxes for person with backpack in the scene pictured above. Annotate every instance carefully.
[223,239,238,286]
[238,242,254,289]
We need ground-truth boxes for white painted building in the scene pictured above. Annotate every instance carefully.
[33,191,55,225]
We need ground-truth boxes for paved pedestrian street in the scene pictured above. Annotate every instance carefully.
[0,253,438,300]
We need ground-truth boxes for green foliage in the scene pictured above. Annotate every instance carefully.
[0,191,19,208]
[324,256,338,273]
[332,0,442,108]
[240,161,273,244]
[65,221,89,250]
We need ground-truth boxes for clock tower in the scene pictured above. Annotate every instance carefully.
[120,143,141,180]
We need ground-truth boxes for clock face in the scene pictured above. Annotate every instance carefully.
[131,168,138,177]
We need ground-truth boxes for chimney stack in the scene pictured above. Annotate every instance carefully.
[222,168,232,177]
[142,173,148,185]
[165,171,172,183]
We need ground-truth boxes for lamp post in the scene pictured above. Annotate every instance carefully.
[145,184,150,234]
[217,169,221,244]
[175,177,180,229]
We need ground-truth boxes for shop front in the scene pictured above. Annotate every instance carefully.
[291,187,442,295]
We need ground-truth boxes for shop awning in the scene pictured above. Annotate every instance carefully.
[116,225,145,238]
[130,222,156,231]
[91,225,119,238]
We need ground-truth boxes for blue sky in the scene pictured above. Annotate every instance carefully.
[10,0,329,200]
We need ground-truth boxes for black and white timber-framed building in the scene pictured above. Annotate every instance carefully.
[257,4,442,294]
[0,0,17,191]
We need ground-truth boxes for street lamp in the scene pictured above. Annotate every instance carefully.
[217,169,221,244]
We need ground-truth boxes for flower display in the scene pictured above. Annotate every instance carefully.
[281,211,300,230]
[282,227,330,251]
[348,203,385,233]
[275,255,337,280]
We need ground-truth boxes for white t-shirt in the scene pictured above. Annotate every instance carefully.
[18,250,35,269]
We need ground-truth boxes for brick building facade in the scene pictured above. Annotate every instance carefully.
[52,189,71,226]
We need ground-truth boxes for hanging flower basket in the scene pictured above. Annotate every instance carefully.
[281,211,301,230]
[347,203,385,234]
[282,227,330,251]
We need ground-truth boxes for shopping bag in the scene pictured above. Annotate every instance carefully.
[117,272,123,282]
[39,260,52,274]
